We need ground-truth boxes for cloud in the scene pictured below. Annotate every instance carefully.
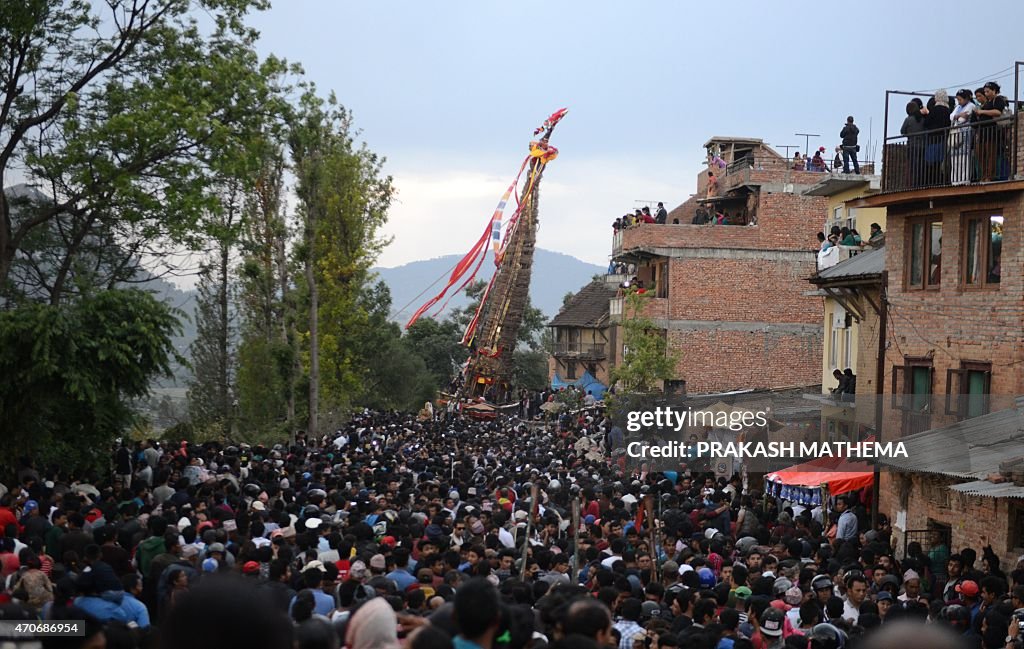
[378,153,696,269]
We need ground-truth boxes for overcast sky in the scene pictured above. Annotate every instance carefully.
[247,0,1024,270]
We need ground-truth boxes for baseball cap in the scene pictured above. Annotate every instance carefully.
[304,517,322,530]
[208,542,225,554]
[301,560,326,574]
[733,586,752,600]
[773,577,793,596]
[956,580,979,597]
[202,558,218,573]
[242,561,261,574]
[876,591,894,602]
[784,586,803,606]
[370,554,386,570]
[760,607,785,637]
[380,536,396,549]
[251,500,266,511]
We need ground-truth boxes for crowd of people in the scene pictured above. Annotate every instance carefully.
[789,117,863,175]
[0,407,1020,649]
[612,204,671,231]
[897,81,1014,188]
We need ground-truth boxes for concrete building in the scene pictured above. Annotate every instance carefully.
[609,136,829,394]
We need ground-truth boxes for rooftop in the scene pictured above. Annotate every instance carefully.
[875,406,1024,483]
[802,174,881,197]
[548,280,617,328]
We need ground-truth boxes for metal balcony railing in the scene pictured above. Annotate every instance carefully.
[882,115,1017,192]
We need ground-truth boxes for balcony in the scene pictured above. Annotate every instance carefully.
[609,295,668,324]
[817,245,873,271]
[882,115,1019,193]
[552,342,607,359]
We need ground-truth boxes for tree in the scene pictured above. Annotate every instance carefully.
[404,318,468,388]
[0,289,181,470]
[186,262,235,437]
[0,0,291,298]
[289,91,393,432]
[610,291,679,393]
[235,142,297,437]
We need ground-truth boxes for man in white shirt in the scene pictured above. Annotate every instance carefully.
[842,572,868,624]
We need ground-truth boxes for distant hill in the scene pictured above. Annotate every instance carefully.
[375,249,605,322]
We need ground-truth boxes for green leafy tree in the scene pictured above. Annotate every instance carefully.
[610,291,679,393]
[0,290,181,470]
[404,317,468,388]
[235,143,297,438]
[289,91,393,432]
[0,0,291,297]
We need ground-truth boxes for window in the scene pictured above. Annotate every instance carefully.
[945,361,992,419]
[656,261,669,299]
[907,216,942,289]
[829,327,839,368]
[962,212,1002,288]
[846,207,858,232]
[892,358,933,435]
[843,328,853,369]
[565,360,577,380]
[832,206,844,227]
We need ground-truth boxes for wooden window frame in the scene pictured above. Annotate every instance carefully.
[945,361,992,418]
[891,357,934,410]
[906,215,943,291]
[960,211,1003,290]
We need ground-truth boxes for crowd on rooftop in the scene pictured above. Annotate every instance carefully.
[895,81,1014,187]
[0,406,1019,649]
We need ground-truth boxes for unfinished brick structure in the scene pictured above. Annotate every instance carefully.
[610,137,828,394]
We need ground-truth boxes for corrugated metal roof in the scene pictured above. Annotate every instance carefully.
[950,480,1024,499]
[876,407,1024,479]
[812,247,885,282]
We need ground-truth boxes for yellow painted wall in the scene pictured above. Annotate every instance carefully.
[817,188,886,394]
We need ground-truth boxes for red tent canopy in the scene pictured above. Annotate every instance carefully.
[765,455,874,496]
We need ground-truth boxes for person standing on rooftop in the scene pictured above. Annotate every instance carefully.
[841,116,860,174]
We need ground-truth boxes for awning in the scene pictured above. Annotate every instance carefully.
[764,456,874,506]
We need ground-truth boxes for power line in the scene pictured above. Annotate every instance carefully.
[910,66,1015,94]
[387,257,464,321]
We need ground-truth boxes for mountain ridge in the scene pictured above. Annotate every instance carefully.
[374,248,605,322]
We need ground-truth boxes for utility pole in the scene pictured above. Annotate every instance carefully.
[795,133,821,157]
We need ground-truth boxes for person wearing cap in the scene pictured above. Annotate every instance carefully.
[956,579,981,622]
[757,606,787,649]
[876,590,895,619]
[289,560,335,617]
[899,569,922,603]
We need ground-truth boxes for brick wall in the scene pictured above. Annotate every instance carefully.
[669,328,822,393]
[620,191,827,253]
[880,472,1021,571]
[882,192,1024,398]
[666,256,820,324]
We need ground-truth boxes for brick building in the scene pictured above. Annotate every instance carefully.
[610,137,829,394]
[851,77,1024,566]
